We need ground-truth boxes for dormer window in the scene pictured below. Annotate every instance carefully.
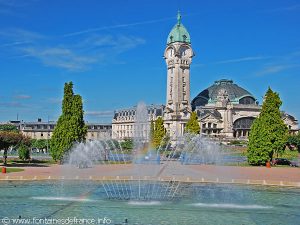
[170,36,173,42]
[183,35,187,41]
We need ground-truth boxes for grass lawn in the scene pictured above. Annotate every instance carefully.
[8,158,57,164]
[0,158,57,167]
[224,162,251,167]
[275,149,299,160]
[4,168,24,173]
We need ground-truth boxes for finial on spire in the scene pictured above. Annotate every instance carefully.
[177,10,181,25]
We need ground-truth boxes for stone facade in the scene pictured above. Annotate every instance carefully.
[6,119,112,141]
[192,80,299,138]
[163,42,194,140]
[111,12,298,141]
[112,105,164,140]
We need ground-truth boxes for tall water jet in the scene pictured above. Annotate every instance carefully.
[133,102,150,164]
[63,102,226,201]
[178,134,222,165]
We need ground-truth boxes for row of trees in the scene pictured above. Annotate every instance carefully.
[1,82,87,165]
[0,124,52,164]
[2,82,291,167]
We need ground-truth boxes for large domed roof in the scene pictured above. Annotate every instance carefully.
[167,11,191,44]
[191,79,257,109]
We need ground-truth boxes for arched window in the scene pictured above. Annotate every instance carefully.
[239,96,255,105]
[233,117,255,130]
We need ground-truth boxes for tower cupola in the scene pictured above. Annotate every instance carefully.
[167,11,191,44]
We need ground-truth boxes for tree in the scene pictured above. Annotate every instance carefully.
[247,88,288,165]
[18,144,30,161]
[50,82,87,162]
[149,119,155,146]
[31,139,48,151]
[0,124,18,132]
[286,134,300,151]
[0,131,24,165]
[69,94,87,142]
[152,117,167,149]
[120,139,134,150]
[185,111,200,134]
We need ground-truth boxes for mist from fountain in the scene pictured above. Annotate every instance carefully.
[63,102,225,201]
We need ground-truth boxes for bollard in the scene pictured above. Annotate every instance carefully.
[2,167,6,174]
[266,161,271,168]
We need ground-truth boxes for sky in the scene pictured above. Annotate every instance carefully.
[0,0,299,124]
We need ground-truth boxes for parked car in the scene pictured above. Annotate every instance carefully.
[272,158,298,167]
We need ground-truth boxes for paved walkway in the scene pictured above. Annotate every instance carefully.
[1,163,299,186]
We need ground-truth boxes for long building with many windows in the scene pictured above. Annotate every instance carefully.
[6,119,112,141]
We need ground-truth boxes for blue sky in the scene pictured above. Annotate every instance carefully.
[0,0,299,123]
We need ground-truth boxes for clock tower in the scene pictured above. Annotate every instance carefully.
[163,11,194,140]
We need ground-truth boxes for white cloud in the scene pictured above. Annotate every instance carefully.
[0,41,30,48]
[48,98,62,104]
[0,28,44,42]
[0,101,26,108]
[254,51,300,76]
[255,64,299,76]
[0,0,37,15]
[63,16,175,37]
[264,4,300,13]
[214,56,268,64]
[78,34,146,53]
[14,94,31,99]
[21,47,97,71]
[1,28,145,71]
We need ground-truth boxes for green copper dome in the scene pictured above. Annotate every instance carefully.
[167,11,191,44]
[191,79,257,109]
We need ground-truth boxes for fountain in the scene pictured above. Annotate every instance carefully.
[1,102,299,224]
[61,102,226,202]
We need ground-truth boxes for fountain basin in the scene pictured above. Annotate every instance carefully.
[0,180,299,225]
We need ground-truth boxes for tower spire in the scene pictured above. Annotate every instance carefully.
[177,10,181,25]
[164,10,194,140]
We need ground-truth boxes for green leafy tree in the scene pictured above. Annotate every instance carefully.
[69,95,87,142]
[120,138,134,150]
[247,88,288,165]
[286,134,300,151]
[31,139,46,149]
[18,144,30,161]
[0,131,24,165]
[185,111,200,134]
[50,82,87,162]
[31,139,48,151]
[152,117,167,149]
[149,119,155,146]
[0,124,18,132]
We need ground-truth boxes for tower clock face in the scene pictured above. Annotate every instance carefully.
[179,46,191,57]
[166,48,174,58]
